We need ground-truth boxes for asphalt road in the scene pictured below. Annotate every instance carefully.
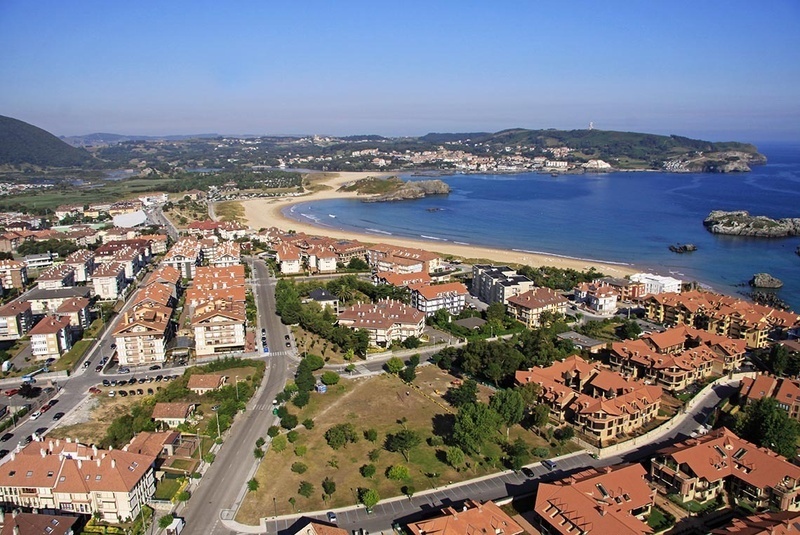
[180,259,295,535]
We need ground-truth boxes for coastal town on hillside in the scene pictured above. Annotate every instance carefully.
[0,188,796,535]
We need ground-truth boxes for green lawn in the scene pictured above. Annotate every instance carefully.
[647,506,675,531]
[154,475,183,500]
[53,339,93,372]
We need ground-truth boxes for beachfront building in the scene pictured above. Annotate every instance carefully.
[366,243,443,274]
[644,290,800,349]
[0,259,27,289]
[113,303,173,366]
[373,271,431,288]
[573,281,619,314]
[29,316,72,361]
[0,439,156,522]
[92,261,127,300]
[0,300,33,341]
[471,265,534,305]
[507,287,569,328]
[191,299,246,356]
[533,464,654,535]
[740,374,800,421]
[515,355,662,444]
[406,500,523,535]
[207,240,242,268]
[650,427,800,511]
[630,272,682,296]
[598,276,646,302]
[162,238,203,279]
[409,281,468,316]
[338,299,425,347]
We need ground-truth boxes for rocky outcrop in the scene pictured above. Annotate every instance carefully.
[666,151,767,173]
[669,243,697,253]
[750,273,784,289]
[703,210,800,237]
[362,179,450,202]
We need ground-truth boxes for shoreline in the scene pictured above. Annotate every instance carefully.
[236,172,637,277]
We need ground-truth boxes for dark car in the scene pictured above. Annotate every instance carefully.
[35,427,47,436]
[138,378,146,384]
[0,433,13,442]
[521,467,535,477]
[155,375,163,382]
[83,360,92,368]
[285,334,291,340]
[0,450,8,458]
[285,342,291,348]
[149,364,161,371]
[52,412,65,420]
[102,379,111,387]
[542,459,557,470]
[137,388,144,395]
[119,390,128,397]
[128,390,137,395]
[47,399,58,407]
[147,388,154,395]
[21,435,32,445]
[262,328,266,334]
[128,377,137,385]
[95,365,103,372]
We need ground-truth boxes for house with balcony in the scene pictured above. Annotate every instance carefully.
[338,299,424,347]
[471,265,534,305]
[0,300,33,341]
[55,296,92,333]
[152,403,196,428]
[0,259,27,289]
[92,261,127,300]
[162,238,203,279]
[113,303,173,366]
[409,281,468,316]
[574,281,619,314]
[0,439,156,523]
[191,300,246,356]
[35,265,76,290]
[740,374,800,422]
[507,287,569,328]
[29,315,72,361]
[650,427,800,511]
[63,249,96,283]
[275,243,302,274]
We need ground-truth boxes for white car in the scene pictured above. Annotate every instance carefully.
[30,410,42,420]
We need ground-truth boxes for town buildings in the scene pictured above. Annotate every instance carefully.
[113,303,172,366]
[740,374,800,421]
[573,281,618,314]
[630,273,682,295]
[0,300,33,341]
[0,439,156,523]
[650,427,800,511]
[28,316,72,361]
[0,259,27,289]
[152,403,195,428]
[407,500,523,535]
[409,281,468,316]
[186,374,227,395]
[366,243,442,274]
[191,299,246,356]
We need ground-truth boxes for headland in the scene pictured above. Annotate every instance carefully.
[238,171,636,276]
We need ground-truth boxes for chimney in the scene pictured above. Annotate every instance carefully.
[92,445,98,456]
[77,459,82,469]
[96,458,101,467]
[40,449,46,458]
[111,459,116,469]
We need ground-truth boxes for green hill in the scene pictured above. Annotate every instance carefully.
[0,115,94,168]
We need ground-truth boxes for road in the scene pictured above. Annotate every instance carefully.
[180,259,295,535]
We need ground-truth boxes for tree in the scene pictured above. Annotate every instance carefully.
[322,477,337,497]
[292,390,310,408]
[485,302,506,324]
[399,365,417,383]
[386,464,410,480]
[445,446,466,470]
[517,382,541,408]
[305,354,325,371]
[452,402,502,455]
[291,462,308,474]
[360,464,376,478]
[176,490,191,502]
[402,336,421,349]
[159,516,175,529]
[298,481,314,498]
[368,448,381,461]
[364,428,378,442]
[247,478,260,492]
[408,354,421,367]
[303,418,315,429]
[619,319,642,340]
[256,437,266,448]
[385,356,404,374]
[281,414,298,430]
[490,389,525,436]
[554,426,574,443]
[402,485,415,498]
[295,360,316,392]
[446,379,478,408]
[530,404,550,429]
[768,344,790,375]
[385,429,421,462]
[321,371,340,385]
[253,447,264,459]
[347,257,369,270]
[506,438,529,471]
[272,435,287,452]
[325,423,359,450]
[737,396,800,457]
[359,488,380,509]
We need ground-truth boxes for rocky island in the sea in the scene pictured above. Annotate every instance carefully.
[703,210,800,237]
[338,175,450,202]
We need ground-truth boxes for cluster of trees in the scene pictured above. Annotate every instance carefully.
[730,396,800,458]
[517,265,604,291]
[274,280,369,358]
[385,354,420,383]
[763,344,800,377]
[431,323,574,387]
[17,239,80,258]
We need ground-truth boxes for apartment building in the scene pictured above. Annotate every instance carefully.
[0,439,156,523]
[373,271,431,288]
[92,262,127,300]
[574,281,619,314]
[651,428,800,511]
[162,238,203,279]
[138,234,169,255]
[507,287,569,328]
[113,303,172,366]
[366,243,442,274]
[63,249,96,283]
[0,300,33,341]
[207,240,241,268]
[24,287,91,317]
[0,259,28,289]
[740,374,800,421]
[191,299,246,356]
[275,243,302,274]
[29,316,72,361]
[305,288,339,314]
[409,281,468,316]
[55,297,92,331]
[407,500,523,535]
[36,265,76,290]
[471,265,534,304]
[338,299,425,347]
[644,290,800,349]
[132,283,174,309]
[533,464,654,535]
[598,276,646,302]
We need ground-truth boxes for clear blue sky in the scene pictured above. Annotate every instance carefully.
[1,0,798,142]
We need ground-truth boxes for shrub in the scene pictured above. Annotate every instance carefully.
[305,354,325,371]
[281,414,298,429]
[368,449,381,462]
[256,437,265,448]
[386,464,410,480]
[360,464,376,478]
[294,445,307,457]
[321,371,340,385]
[298,481,314,498]
[532,447,549,458]
[272,435,287,452]
[303,418,314,429]
[267,426,280,438]
[287,430,300,443]
[291,462,308,474]
[364,428,378,442]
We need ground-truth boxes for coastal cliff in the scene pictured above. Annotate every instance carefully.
[665,150,767,173]
[704,210,800,237]
[339,176,450,202]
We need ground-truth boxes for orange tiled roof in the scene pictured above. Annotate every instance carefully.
[407,499,523,535]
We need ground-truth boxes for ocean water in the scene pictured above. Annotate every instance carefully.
[284,144,800,311]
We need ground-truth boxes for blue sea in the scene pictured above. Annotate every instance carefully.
[284,144,800,311]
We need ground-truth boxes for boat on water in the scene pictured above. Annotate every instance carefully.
[328,214,336,218]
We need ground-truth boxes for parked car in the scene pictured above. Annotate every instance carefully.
[83,360,92,368]
[47,399,58,407]
[285,334,291,341]
[155,375,163,382]
[119,390,128,397]
[95,365,103,372]
[285,342,291,348]
[326,512,337,523]
[108,390,116,397]
[149,365,161,371]
[0,433,13,442]
[147,388,154,395]
[128,377,137,385]
[118,367,130,374]
[542,459,557,470]
[30,410,42,420]
[128,390,137,396]
[211,404,220,411]
[4,389,19,397]
[137,388,144,395]
[110,344,116,349]
[0,450,9,458]
[88,387,101,394]
[40,405,51,413]
[21,435,32,445]
[52,412,65,421]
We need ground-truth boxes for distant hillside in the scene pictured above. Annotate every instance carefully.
[0,115,94,167]
[63,132,221,147]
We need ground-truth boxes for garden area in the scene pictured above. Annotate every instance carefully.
[237,359,574,524]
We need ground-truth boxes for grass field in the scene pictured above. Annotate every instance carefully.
[154,473,184,501]
[49,393,145,445]
[52,339,93,372]
[236,367,563,524]
[214,201,245,222]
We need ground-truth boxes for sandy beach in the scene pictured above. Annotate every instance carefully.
[237,171,636,276]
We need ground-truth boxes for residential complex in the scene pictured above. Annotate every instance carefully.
[507,287,569,328]
[407,499,523,535]
[740,374,800,421]
[338,299,425,347]
[630,272,682,295]
[409,281,468,316]
[113,302,172,366]
[471,265,534,304]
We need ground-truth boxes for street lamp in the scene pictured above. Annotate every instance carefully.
[235,376,239,401]
[216,411,221,438]
[273,496,277,517]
